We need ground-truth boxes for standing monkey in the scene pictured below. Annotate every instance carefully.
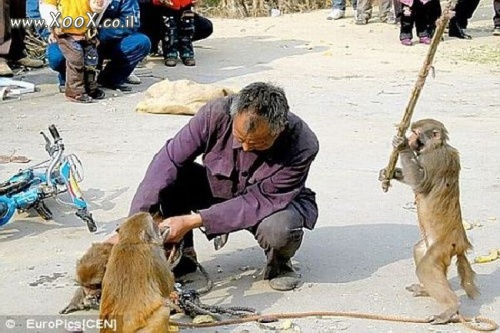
[99,212,175,333]
[380,119,478,324]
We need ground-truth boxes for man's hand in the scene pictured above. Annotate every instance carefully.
[159,214,203,243]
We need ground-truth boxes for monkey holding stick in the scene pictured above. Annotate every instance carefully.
[379,119,479,324]
[99,212,175,333]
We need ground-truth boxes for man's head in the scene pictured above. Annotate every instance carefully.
[230,82,289,152]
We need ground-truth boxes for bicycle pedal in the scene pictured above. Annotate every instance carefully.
[34,201,52,220]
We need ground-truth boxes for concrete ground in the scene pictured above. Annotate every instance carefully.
[1,1,499,332]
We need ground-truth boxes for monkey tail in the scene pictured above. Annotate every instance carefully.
[457,254,479,299]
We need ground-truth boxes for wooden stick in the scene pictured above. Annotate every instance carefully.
[381,0,457,193]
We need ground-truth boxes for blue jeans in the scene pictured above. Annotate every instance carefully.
[97,33,151,86]
[47,43,66,86]
[332,0,357,11]
[46,33,150,87]
[26,0,49,39]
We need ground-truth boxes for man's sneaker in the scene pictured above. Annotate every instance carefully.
[401,38,413,46]
[419,36,431,44]
[66,93,93,103]
[126,73,141,84]
[14,57,44,68]
[493,27,500,36]
[182,57,196,66]
[326,9,345,20]
[0,58,13,77]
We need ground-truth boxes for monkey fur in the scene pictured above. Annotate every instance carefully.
[380,119,479,324]
[99,212,175,333]
[60,243,113,314]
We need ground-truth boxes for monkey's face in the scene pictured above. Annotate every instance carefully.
[408,129,425,152]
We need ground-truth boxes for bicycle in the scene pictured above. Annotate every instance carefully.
[0,125,97,232]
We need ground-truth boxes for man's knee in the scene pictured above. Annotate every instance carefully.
[120,33,151,62]
[257,206,304,250]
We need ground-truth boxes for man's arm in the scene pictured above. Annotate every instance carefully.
[128,104,210,216]
[199,149,318,236]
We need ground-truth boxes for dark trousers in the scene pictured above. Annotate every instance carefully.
[160,6,195,60]
[494,0,500,27]
[57,35,98,98]
[155,162,305,271]
[139,3,213,55]
[451,0,480,29]
[0,0,25,60]
[399,0,441,40]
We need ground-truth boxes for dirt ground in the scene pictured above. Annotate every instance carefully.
[1,1,499,332]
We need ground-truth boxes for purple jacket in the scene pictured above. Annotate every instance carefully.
[129,96,319,235]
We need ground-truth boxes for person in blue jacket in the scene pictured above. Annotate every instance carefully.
[30,0,150,92]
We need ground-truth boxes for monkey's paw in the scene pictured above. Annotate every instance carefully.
[426,313,457,325]
[59,303,84,314]
[392,135,409,151]
[405,283,429,297]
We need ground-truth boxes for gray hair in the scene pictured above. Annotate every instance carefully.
[230,82,289,135]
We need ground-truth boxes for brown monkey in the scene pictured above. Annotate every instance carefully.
[60,243,113,314]
[99,212,175,333]
[380,119,479,324]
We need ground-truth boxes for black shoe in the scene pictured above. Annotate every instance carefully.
[265,261,301,291]
[88,88,105,99]
[449,21,472,39]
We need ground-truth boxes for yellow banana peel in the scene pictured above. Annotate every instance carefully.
[474,249,499,264]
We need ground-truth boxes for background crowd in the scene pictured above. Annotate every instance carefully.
[0,0,498,102]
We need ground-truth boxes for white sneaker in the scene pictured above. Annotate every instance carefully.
[126,73,141,85]
[327,9,345,20]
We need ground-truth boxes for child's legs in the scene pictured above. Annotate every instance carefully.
[415,0,435,37]
[82,41,99,93]
[357,0,372,19]
[57,35,85,97]
[400,4,416,40]
[161,8,180,59]
[178,8,195,60]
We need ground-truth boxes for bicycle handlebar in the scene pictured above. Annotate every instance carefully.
[49,124,61,142]
[45,125,64,191]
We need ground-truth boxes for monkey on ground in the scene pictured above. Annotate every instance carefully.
[379,119,479,324]
[99,212,175,333]
[60,213,181,315]
[60,243,113,314]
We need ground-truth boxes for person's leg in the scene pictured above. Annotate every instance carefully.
[399,4,415,45]
[251,204,305,290]
[47,42,66,89]
[449,0,473,38]
[193,14,213,41]
[493,0,500,33]
[461,0,480,28]
[138,1,161,54]
[98,33,150,89]
[57,36,89,102]
[157,162,216,277]
[379,0,395,23]
[355,0,371,24]
[178,8,195,66]
[160,8,180,66]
